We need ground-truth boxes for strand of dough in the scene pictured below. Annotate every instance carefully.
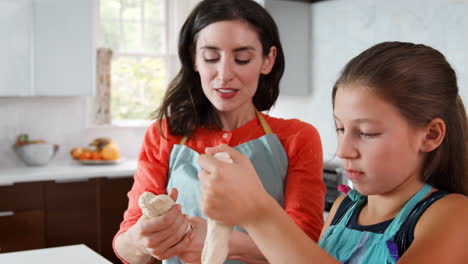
[202,152,234,264]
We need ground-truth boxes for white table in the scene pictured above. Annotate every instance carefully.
[0,244,112,263]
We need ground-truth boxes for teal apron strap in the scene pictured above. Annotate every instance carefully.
[383,183,432,237]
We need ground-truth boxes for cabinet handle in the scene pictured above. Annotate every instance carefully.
[0,211,14,217]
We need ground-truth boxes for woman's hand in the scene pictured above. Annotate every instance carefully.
[197,144,271,227]
[126,188,192,260]
[177,216,208,264]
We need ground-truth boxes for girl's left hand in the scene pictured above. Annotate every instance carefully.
[197,144,270,227]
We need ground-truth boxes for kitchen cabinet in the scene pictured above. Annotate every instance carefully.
[98,177,134,264]
[44,179,99,251]
[0,176,135,262]
[0,0,96,97]
[0,0,33,96]
[0,182,46,252]
[33,0,96,96]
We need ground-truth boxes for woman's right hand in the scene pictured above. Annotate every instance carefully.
[126,188,192,260]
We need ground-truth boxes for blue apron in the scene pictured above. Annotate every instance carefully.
[318,184,432,263]
[165,111,289,264]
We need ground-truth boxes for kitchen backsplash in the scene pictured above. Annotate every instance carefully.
[0,97,147,168]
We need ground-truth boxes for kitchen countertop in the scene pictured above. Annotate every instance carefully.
[0,244,112,263]
[0,159,137,185]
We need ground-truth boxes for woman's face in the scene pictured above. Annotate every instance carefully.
[194,20,276,115]
[334,84,427,195]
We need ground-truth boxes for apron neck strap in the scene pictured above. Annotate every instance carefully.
[383,183,433,239]
[255,109,273,135]
[179,109,273,145]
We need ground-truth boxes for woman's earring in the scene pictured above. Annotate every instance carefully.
[422,145,428,151]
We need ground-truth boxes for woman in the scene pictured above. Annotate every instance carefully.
[113,0,326,263]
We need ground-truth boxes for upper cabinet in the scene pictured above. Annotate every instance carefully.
[0,0,96,97]
[263,0,312,96]
[0,0,33,96]
[34,0,96,96]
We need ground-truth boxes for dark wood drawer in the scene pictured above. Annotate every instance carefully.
[0,209,46,253]
[44,180,99,251]
[0,182,44,211]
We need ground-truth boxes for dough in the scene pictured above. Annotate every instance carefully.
[201,152,234,264]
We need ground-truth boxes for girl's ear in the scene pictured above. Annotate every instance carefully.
[421,118,446,152]
[260,46,277,75]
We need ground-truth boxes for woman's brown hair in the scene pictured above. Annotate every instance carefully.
[332,41,468,195]
[152,0,285,137]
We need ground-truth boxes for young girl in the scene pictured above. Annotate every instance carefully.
[198,41,468,263]
[113,0,326,263]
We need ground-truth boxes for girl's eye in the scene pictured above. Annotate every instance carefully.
[336,128,345,134]
[360,132,380,138]
[235,59,250,65]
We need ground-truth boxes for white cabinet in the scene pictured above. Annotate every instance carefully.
[0,0,96,96]
[33,0,96,96]
[261,0,312,96]
[0,0,33,96]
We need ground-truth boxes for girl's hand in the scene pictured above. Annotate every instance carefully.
[197,144,270,227]
[126,188,192,260]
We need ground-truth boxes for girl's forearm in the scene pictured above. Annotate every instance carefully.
[243,195,338,264]
[227,230,269,264]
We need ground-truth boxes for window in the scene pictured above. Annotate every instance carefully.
[98,0,199,126]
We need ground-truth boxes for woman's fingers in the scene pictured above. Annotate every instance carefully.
[168,187,179,202]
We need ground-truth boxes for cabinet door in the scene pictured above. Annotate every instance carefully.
[33,0,96,96]
[0,0,32,96]
[0,181,45,253]
[44,179,98,251]
[0,209,46,253]
[98,177,133,263]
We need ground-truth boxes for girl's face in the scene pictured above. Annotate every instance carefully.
[334,84,427,195]
[194,20,276,115]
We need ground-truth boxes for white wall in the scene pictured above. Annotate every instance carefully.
[269,0,468,161]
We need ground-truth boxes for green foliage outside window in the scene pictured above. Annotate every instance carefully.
[99,0,167,121]
[111,56,166,120]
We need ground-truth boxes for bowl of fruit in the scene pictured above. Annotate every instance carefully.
[13,134,59,166]
[70,138,121,165]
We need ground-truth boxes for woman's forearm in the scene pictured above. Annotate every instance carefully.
[243,195,338,264]
[114,230,153,264]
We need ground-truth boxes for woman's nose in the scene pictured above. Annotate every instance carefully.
[336,134,358,160]
[217,59,234,83]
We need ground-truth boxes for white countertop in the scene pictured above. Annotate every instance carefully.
[0,159,137,185]
[0,244,112,263]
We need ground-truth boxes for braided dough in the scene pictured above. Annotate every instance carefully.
[201,152,234,264]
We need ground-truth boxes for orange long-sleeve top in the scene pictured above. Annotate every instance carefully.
[115,113,325,248]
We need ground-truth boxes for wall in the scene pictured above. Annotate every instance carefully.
[0,97,147,168]
[1,0,467,168]
[269,0,468,162]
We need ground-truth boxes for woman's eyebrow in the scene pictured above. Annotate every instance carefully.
[199,45,256,52]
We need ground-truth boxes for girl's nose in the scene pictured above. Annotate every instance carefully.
[336,134,359,160]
